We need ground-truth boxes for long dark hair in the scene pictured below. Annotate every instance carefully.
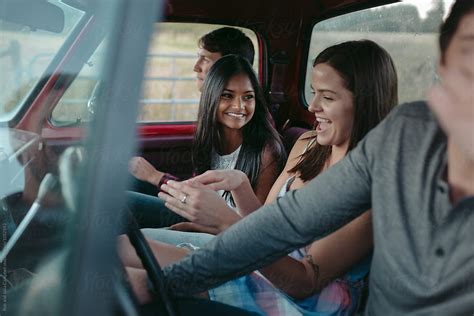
[193,54,285,191]
[291,40,398,181]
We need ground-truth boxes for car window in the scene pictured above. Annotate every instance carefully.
[51,23,259,125]
[0,2,85,122]
[304,0,454,105]
[50,39,107,124]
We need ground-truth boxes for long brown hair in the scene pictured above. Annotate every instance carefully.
[291,40,398,181]
[193,55,285,193]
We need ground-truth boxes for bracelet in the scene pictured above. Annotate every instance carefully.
[157,173,179,189]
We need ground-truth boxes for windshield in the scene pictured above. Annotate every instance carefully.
[0,0,85,122]
[0,0,152,314]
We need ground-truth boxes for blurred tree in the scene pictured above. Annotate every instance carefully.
[421,0,445,32]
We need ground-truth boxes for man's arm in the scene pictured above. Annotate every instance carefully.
[161,108,395,295]
[162,155,371,294]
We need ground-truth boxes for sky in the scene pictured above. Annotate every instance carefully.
[402,0,455,18]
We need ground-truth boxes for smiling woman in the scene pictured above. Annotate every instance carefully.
[119,39,400,316]
[215,73,256,144]
[310,63,354,150]
[193,55,285,203]
[126,54,286,229]
[5,0,472,314]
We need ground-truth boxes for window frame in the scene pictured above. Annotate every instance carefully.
[49,21,263,127]
[298,1,443,109]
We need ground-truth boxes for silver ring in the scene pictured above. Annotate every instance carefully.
[180,194,188,204]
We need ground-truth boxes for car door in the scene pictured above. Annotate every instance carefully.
[1,0,159,314]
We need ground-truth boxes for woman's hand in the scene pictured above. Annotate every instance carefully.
[192,169,262,215]
[128,156,163,186]
[190,170,248,192]
[158,180,241,234]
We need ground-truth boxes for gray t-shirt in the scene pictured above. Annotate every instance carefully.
[163,101,474,315]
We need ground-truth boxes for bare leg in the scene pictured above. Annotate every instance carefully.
[117,234,189,269]
[126,267,153,304]
[118,235,209,302]
[126,266,209,304]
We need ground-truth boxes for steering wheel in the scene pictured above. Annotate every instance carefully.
[125,212,178,316]
[58,146,177,315]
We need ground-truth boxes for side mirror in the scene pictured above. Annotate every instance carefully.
[0,0,65,33]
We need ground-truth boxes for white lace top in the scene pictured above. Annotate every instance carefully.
[210,145,241,170]
[210,145,241,208]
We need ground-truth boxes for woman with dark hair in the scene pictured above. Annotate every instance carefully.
[192,53,281,204]
[121,40,399,315]
[127,54,285,230]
